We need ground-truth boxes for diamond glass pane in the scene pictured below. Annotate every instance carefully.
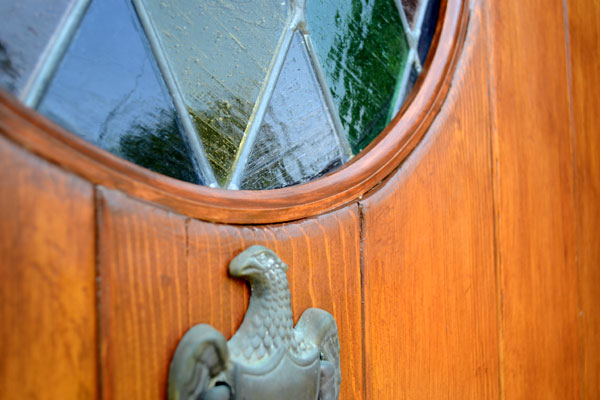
[306,0,410,154]
[134,0,290,185]
[241,32,343,190]
[38,0,201,184]
[0,0,75,97]
[418,0,440,63]
[401,62,420,106]
[401,0,421,29]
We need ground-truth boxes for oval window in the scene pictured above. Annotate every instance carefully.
[0,0,440,190]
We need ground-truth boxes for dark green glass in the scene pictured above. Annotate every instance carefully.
[241,32,343,190]
[38,0,200,184]
[135,0,290,186]
[306,0,410,154]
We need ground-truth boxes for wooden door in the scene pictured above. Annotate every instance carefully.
[1,0,599,399]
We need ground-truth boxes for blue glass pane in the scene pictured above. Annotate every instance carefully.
[417,0,441,63]
[306,0,409,154]
[241,32,343,190]
[38,0,201,184]
[134,0,290,186]
[0,0,75,96]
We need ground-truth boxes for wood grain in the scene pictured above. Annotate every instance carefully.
[486,0,581,398]
[0,135,97,399]
[566,0,600,397]
[0,0,466,224]
[361,2,500,398]
[186,207,363,399]
[98,187,190,400]
[98,186,362,400]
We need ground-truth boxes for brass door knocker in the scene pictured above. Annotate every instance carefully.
[168,245,341,400]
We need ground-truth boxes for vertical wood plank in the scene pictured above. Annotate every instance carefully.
[361,2,500,398]
[98,188,189,400]
[99,187,361,400]
[187,206,363,400]
[0,136,97,399]
[566,0,600,397]
[486,0,580,398]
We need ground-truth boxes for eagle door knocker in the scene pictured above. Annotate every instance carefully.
[168,245,341,400]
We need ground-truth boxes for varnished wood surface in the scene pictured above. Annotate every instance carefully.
[0,0,467,224]
[187,208,363,400]
[98,188,189,400]
[361,1,500,397]
[486,0,580,398]
[566,0,600,397]
[98,187,362,400]
[1,0,600,399]
[0,136,97,399]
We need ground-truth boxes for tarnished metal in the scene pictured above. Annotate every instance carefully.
[168,245,341,400]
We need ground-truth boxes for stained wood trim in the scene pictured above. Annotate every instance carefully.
[0,0,468,224]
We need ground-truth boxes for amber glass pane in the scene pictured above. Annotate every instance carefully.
[401,0,421,28]
[0,0,74,97]
[135,0,290,185]
[306,0,409,154]
[38,0,201,184]
[241,32,343,190]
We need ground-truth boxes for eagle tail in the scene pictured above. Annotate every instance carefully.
[296,308,341,400]
[168,324,230,400]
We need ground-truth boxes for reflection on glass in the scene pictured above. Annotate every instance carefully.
[306,0,410,154]
[241,32,343,190]
[38,0,201,184]
[0,1,74,96]
[134,0,290,185]
[417,0,440,63]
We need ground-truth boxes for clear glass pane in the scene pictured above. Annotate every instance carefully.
[401,0,421,29]
[306,0,410,154]
[134,0,290,185]
[241,32,343,190]
[0,0,75,97]
[417,0,440,63]
[38,0,201,184]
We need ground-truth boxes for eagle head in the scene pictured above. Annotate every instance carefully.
[229,245,288,284]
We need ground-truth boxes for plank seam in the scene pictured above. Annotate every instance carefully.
[560,1,585,398]
[481,0,504,397]
[357,199,367,400]
[94,185,104,400]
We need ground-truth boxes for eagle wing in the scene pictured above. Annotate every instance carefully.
[296,308,341,400]
[168,324,230,400]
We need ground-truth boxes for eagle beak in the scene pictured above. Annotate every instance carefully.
[229,256,260,277]
[229,245,270,277]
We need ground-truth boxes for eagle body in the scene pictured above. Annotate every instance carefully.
[168,245,340,400]
[227,248,322,399]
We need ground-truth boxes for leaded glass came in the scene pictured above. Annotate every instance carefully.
[0,0,440,190]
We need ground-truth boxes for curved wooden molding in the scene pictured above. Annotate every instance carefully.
[0,0,468,224]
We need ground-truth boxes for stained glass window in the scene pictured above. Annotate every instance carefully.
[0,0,440,190]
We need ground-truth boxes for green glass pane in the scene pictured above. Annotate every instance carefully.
[306,0,409,153]
[134,0,290,185]
[38,0,201,184]
[241,32,343,190]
